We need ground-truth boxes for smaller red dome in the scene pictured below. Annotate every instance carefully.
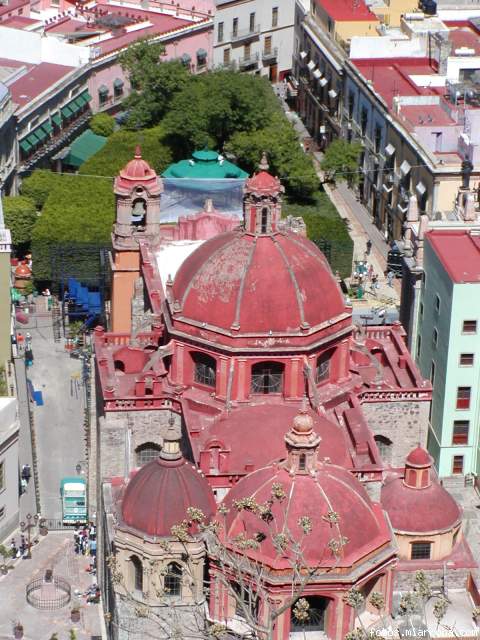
[406,446,432,467]
[121,457,216,537]
[119,145,157,182]
[246,170,282,194]
[293,408,314,434]
[15,263,31,277]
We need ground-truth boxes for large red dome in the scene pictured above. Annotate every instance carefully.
[171,230,346,335]
[121,457,216,537]
[221,461,391,569]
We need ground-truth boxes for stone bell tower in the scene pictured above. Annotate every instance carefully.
[111,146,163,333]
[243,152,285,234]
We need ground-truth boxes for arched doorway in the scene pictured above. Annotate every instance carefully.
[290,596,329,635]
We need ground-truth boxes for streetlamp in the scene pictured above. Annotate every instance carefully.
[20,513,38,559]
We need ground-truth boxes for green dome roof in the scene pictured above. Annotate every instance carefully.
[162,150,248,180]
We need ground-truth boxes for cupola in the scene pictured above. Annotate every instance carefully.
[284,404,321,475]
[404,445,432,489]
[243,153,284,234]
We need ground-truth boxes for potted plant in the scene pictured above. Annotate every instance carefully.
[13,622,23,639]
[70,607,80,623]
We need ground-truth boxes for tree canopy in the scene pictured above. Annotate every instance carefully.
[321,139,363,186]
[21,170,60,210]
[89,113,115,138]
[2,196,37,246]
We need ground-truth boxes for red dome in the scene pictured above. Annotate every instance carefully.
[118,146,157,183]
[381,475,461,534]
[406,446,432,467]
[245,170,282,195]
[222,461,391,569]
[121,457,216,537]
[171,230,346,335]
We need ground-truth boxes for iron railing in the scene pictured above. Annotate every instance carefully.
[26,574,71,610]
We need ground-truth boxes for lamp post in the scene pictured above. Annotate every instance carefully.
[20,513,38,559]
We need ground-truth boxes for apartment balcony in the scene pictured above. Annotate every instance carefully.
[262,47,278,63]
[238,52,260,70]
[231,24,260,43]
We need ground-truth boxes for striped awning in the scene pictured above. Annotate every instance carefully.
[19,139,32,153]
[52,113,62,126]
[61,104,73,117]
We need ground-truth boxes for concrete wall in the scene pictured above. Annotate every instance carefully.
[0,398,19,542]
[0,26,89,66]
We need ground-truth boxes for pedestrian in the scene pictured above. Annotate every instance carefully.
[21,464,31,483]
[372,273,379,289]
[19,535,26,557]
[387,270,394,287]
[10,538,17,559]
[366,239,372,255]
[368,264,374,281]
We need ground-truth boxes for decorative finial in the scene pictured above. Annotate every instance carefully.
[258,151,269,172]
[134,144,142,159]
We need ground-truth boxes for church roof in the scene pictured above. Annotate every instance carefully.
[405,445,432,467]
[162,149,248,180]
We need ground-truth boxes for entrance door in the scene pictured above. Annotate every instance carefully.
[269,63,278,82]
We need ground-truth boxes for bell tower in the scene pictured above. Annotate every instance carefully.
[243,153,284,234]
[111,146,163,333]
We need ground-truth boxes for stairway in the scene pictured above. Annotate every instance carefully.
[52,300,62,343]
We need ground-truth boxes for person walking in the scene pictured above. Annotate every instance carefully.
[387,270,395,287]
[366,239,372,255]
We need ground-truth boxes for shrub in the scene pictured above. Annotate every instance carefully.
[20,170,60,209]
[90,113,115,137]
[3,196,37,246]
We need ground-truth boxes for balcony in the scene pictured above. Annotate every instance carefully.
[238,52,259,70]
[262,47,278,63]
[231,24,260,43]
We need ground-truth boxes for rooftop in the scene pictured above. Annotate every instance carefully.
[313,0,378,22]
[427,229,480,284]
[162,150,248,181]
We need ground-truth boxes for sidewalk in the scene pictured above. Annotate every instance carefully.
[0,531,102,639]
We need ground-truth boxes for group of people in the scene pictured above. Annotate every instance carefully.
[10,535,29,559]
[73,522,96,558]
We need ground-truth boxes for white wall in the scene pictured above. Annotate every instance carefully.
[0,26,89,67]
[350,34,426,59]
[0,397,19,542]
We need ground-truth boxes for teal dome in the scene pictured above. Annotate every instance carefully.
[162,150,248,181]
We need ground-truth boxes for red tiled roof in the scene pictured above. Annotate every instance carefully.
[6,60,75,108]
[314,0,378,22]
[0,0,29,17]
[427,230,480,284]
[2,16,40,28]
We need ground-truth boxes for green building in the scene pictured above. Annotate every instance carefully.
[416,229,480,478]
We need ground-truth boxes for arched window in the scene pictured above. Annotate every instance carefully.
[114,359,125,373]
[261,207,269,233]
[130,555,143,593]
[131,198,146,227]
[299,454,306,471]
[164,562,182,597]
[374,435,393,464]
[291,596,328,632]
[192,352,216,388]
[136,442,161,466]
[316,351,332,384]
[251,362,284,394]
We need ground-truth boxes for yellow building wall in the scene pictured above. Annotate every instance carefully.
[372,0,419,27]
[395,526,461,561]
[334,19,380,41]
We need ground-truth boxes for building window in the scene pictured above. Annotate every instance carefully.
[460,353,474,366]
[0,461,4,492]
[251,362,284,394]
[113,79,124,98]
[452,421,469,445]
[298,454,306,471]
[264,36,272,55]
[232,17,238,37]
[456,386,471,410]
[434,294,440,313]
[327,17,333,33]
[223,48,230,65]
[218,21,224,42]
[348,92,355,119]
[463,320,477,334]
[430,361,435,384]
[249,12,255,32]
[98,85,109,105]
[374,126,381,153]
[411,542,431,560]
[192,352,216,388]
[164,562,182,597]
[432,329,438,348]
[272,6,278,27]
[244,43,251,60]
[291,596,328,632]
[131,555,143,593]
[316,352,331,383]
[452,455,464,474]
[360,108,368,136]
[136,442,161,466]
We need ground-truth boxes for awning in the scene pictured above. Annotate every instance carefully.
[313,69,322,79]
[307,60,316,71]
[328,89,338,99]
[400,160,411,176]
[319,77,328,87]
[63,128,107,168]
[82,90,92,102]
[197,48,207,58]
[75,94,88,107]
[41,121,53,134]
[26,131,39,145]
[113,78,124,88]
[299,51,307,59]
[98,85,109,95]
[19,139,32,153]
[416,181,427,196]
[181,53,191,64]
[34,127,48,141]
[385,143,395,156]
[52,113,62,126]
[69,100,81,114]
[61,105,73,117]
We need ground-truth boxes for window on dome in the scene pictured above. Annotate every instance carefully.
[192,352,217,388]
[291,596,328,632]
[136,442,161,466]
[251,362,284,394]
[374,435,393,464]
[164,562,182,597]
[131,198,146,228]
[410,542,431,560]
[299,454,306,471]
[130,555,143,593]
[316,352,331,384]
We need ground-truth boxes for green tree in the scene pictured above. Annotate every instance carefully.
[21,169,60,209]
[120,39,190,129]
[321,139,362,187]
[90,113,115,137]
[3,196,37,246]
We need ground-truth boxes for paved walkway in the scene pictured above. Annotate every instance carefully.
[0,531,102,639]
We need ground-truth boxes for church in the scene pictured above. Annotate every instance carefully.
[94,149,474,639]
